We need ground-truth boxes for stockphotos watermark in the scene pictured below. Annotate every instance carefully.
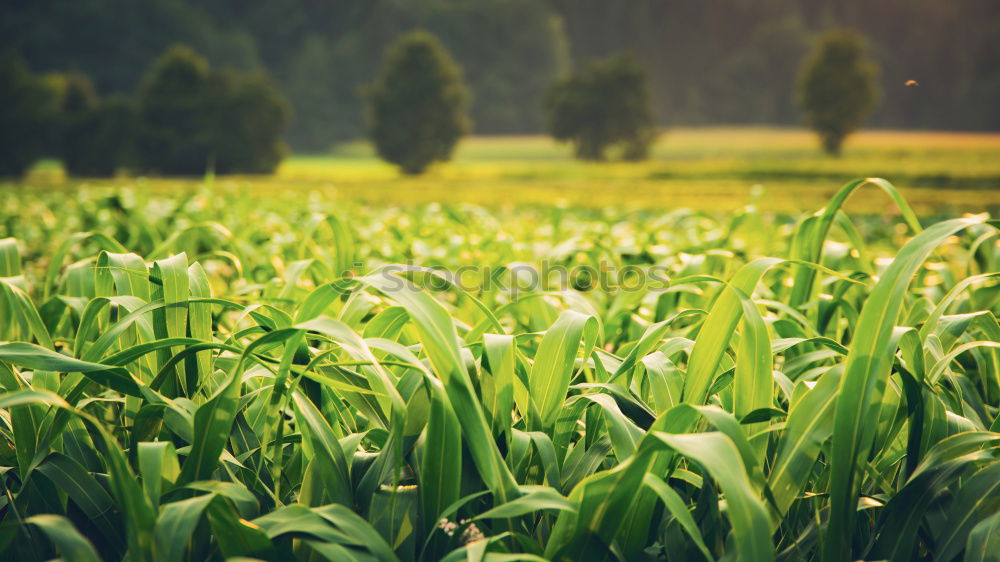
[345,261,672,296]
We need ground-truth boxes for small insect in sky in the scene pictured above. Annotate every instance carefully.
[905,79,919,86]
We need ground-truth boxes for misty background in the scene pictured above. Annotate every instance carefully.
[4,0,998,152]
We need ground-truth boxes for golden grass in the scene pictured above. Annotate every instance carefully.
[17,127,1000,216]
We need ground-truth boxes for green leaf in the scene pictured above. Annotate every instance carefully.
[0,341,142,396]
[683,257,783,405]
[825,216,989,562]
[36,453,123,552]
[475,485,576,519]
[529,310,599,430]
[25,514,101,562]
[361,271,520,502]
[643,473,714,561]
[789,177,921,309]
[653,432,774,562]
[155,493,217,562]
[934,461,1000,562]
[963,511,1000,562]
[419,379,461,545]
[291,389,354,507]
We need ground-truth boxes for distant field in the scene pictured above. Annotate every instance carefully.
[280,127,1000,214]
[20,127,1000,216]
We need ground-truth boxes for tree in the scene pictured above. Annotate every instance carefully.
[544,54,656,161]
[208,69,290,174]
[48,72,135,177]
[366,30,469,175]
[797,29,880,155]
[4,0,1000,134]
[0,52,60,177]
[137,44,289,175]
[137,45,215,175]
[63,95,140,177]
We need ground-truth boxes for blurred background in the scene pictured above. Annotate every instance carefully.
[1,0,998,213]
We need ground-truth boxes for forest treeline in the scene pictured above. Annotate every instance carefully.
[3,0,997,150]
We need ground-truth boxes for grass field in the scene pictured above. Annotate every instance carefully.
[19,127,1000,216]
[1,129,999,561]
[288,128,1000,214]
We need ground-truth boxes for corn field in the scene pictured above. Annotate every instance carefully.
[0,179,998,561]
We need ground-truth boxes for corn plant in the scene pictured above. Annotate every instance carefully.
[0,179,997,561]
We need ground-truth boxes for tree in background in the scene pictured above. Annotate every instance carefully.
[0,0,258,96]
[51,71,99,175]
[0,52,60,177]
[50,72,136,177]
[208,70,291,174]
[137,45,215,175]
[50,72,98,118]
[282,1,567,151]
[366,31,469,175]
[63,94,140,177]
[3,0,999,138]
[544,54,656,161]
[138,45,289,175]
[797,29,880,155]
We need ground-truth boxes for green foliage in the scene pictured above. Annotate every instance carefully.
[797,29,881,155]
[138,44,289,175]
[62,96,141,178]
[3,0,1000,141]
[207,69,291,174]
[0,62,141,179]
[0,179,997,560]
[366,31,469,175]
[50,71,99,116]
[136,45,216,175]
[544,54,657,161]
[285,2,568,150]
[46,73,140,178]
[0,52,60,177]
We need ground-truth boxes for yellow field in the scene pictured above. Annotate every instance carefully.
[20,127,1000,216]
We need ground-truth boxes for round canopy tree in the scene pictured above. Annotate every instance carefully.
[366,31,469,175]
[138,44,289,175]
[797,29,880,156]
[63,94,140,178]
[136,45,216,175]
[54,72,138,177]
[544,54,656,161]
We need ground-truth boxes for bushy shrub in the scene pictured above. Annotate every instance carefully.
[797,29,880,155]
[63,94,140,177]
[136,45,215,175]
[138,44,289,175]
[208,70,290,174]
[544,54,656,161]
[0,52,61,177]
[366,31,469,175]
[42,72,135,177]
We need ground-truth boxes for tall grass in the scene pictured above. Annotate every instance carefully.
[0,179,997,561]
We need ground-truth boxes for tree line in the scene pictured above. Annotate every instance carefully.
[2,0,996,153]
[369,29,878,174]
[2,27,879,177]
[0,46,289,178]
